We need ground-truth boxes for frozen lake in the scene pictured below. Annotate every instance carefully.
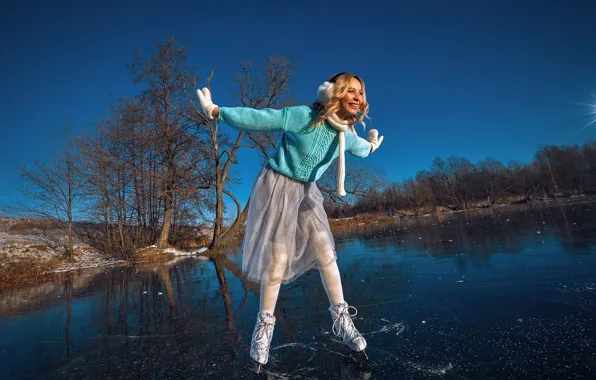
[1,197,595,379]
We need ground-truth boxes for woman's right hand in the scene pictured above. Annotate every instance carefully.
[196,87,219,119]
[367,129,384,152]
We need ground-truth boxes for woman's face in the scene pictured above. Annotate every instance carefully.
[338,77,364,119]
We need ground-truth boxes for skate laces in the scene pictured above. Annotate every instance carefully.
[332,304,359,340]
[254,314,274,350]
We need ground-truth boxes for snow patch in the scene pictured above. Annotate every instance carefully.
[162,246,209,256]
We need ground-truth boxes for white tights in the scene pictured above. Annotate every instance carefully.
[259,239,344,315]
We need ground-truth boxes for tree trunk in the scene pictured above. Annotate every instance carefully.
[212,257,234,329]
[157,135,175,248]
[108,200,115,251]
[117,165,127,254]
[102,205,111,249]
[157,194,172,248]
[219,195,249,246]
[67,217,74,262]
[66,169,74,262]
[118,215,126,254]
[211,179,224,249]
[65,274,72,359]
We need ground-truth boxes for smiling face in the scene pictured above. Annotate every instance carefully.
[337,77,364,119]
[311,72,370,129]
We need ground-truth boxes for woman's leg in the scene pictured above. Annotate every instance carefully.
[314,235,367,352]
[251,242,288,365]
[313,232,345,307]
[259,242,288,314]
[319,260,345,306]
[296,184,366,352]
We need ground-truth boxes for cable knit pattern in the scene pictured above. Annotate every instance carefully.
[218,105,372,183]
[296,125,337,181]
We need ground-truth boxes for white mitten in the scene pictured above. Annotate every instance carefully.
[367,129,384,152]
[196,87,218,120]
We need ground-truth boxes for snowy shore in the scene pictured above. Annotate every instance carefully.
[0,217,211,289]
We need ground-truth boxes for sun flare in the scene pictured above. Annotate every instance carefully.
[569,94,596,136]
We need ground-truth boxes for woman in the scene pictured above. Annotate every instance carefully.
[197,72,384,366]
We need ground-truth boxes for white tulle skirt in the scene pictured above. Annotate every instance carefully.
[241,165,336,285]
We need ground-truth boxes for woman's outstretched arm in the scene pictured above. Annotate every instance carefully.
[347,128,384,158]
[197,87,300,132]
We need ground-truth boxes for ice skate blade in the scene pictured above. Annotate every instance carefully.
[350,350,369,362]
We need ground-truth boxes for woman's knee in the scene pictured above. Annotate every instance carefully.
[315,248,336,268]
[267,242,289,283]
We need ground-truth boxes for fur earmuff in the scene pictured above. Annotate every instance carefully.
[317,81,334,104]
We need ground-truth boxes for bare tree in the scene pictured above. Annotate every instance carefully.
[128,37,196,248]
[18,127,83,261]
[478,158,509,205]
[78,91,210,255]
[188,56,295,249]
[581,141,596,193]
[400,177,429,215]
[317,159,387,207]
[415,170,439,212]
[428,156,477,209]
[429,157,457,208]
[537,145,584,194]
[507,161,539,202]
[353,188,385,214]
[79,121,119,253]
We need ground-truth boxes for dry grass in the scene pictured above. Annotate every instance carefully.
[0,257,64,291]
[0,240,62,261]
[0,212,423,290]
[177,234,211,249]
[0,241,188,289]
[134,246,174,263]
[328,213,396,230]
[7,218,63,235]
[197,234,213,247]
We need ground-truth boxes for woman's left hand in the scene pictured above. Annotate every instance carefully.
[196,87,218,119]
[367,129,384,152]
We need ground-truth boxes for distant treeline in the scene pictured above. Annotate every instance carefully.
[325,142,596,218]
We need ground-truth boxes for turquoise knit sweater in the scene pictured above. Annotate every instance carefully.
[218,105,372,183]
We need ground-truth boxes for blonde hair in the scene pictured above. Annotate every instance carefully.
[311,72,370,130]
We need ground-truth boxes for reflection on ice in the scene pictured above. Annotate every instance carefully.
[1,198,596,379]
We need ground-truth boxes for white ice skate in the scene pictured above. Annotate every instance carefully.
[250,312,276,366]
[329,302,367,352]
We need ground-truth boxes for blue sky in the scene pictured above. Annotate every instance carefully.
[1,0,595,214]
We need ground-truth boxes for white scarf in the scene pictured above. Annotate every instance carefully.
[326,114,352,197]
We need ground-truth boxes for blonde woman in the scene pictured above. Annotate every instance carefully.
[197,72,384,366]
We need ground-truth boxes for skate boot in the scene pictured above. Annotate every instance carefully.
[329,302,367,352]
[250,312,276,365]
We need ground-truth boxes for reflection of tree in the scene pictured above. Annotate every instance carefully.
[211,254,317,361]
[156,267,177,310]
[211,256,249,377]
[336,238,412,305]
[346,199,596,274]
[552,200,596,254]
[350,206,535,267]
[4,199,595,379]
[216,255,260,296]
[65,273,72,359]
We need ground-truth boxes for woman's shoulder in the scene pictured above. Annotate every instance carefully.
[283,105,317,132]
[284,105,316,120]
